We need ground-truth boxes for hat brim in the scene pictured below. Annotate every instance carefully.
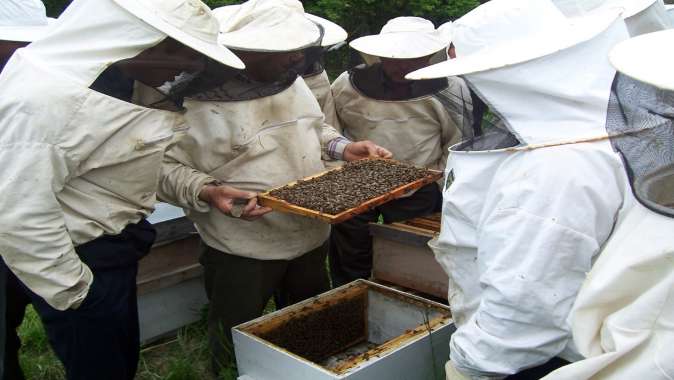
[213,6,340,51]
[0,18,55,43]
[350,32,447,59]
[609,29,674,91]
[112,0,244,69]
[407,8,622,80]
[305,14,347,47]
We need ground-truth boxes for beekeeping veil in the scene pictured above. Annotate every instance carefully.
[10,0,243,90]
[407,0,627,150]
[350,17,450,65]
[184,0,328,101]
[606,29,674,216]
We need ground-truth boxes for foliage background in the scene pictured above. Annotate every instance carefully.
[42,0,479,76]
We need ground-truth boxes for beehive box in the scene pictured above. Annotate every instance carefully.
[233,280,454,380]
[137,203,206,344]
[371,214,449,300]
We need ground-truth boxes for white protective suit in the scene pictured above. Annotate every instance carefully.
[331,70,467,174]
[0,0,224,310]
[541,32,674,380]
[424,6,632,379]
[159,77,344,260]
[304,69,341,132]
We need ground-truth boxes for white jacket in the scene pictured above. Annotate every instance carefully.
[0,0,185,310]
[304,69,341,132]
[159,77,343,260]
[429,19,630,379]
[542,194,674,379]
[332,70,466,173]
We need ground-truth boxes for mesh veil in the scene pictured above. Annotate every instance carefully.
[607,73,674,216]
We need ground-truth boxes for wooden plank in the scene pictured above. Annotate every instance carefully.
[258,160,442,224]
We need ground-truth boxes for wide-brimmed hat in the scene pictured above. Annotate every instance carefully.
[553,0,656,18]
[112,0,244,69]
[0,0,54,42]
[350,17,449,59]
[407,0,622,80]
[609,28,674,90]
[214,0,345,52]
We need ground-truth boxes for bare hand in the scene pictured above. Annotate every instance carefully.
[343,141,393,162]
[199,184,272,221]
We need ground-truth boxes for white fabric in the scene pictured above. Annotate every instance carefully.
[112,0,244,69]
[304,69,341,132]
[446,361,470,380]
[0,0,192,310]
[541,197,674,380]
[406,0,621,80]
[159,78,343,260]
[331,71,466,174]
[609,29,674,91]
[427,7,631,378]
[553,0,673,36]
[216,0,322,52]
[350,16,448,59]
[0,0,52,42]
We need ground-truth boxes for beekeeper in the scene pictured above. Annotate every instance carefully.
[0,0,244,378]
[542,29,674,380]
[157,0,391,374]
[405,0,632,378]
[328,16,470,286]
[0,2,54,378]
[553,0,674,35]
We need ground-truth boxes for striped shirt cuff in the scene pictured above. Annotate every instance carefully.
[326,137,351,160]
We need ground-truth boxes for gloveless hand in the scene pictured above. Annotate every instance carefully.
[199,184,272,221]
[343,141,393,162]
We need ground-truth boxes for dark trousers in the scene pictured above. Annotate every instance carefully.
[329,183,443,287]
[505,358,570,379]
[2,220,155,380]
[201,241,330,375]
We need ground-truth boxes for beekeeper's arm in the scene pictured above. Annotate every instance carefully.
[158,147,269,219]
[450,148,624,379]
[0,144,92,311]
[321,123,392,161]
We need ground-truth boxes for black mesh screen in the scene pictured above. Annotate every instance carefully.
[437,78,521,153]
[607,73,674,216]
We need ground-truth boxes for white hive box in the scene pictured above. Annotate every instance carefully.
[234,280,454,380]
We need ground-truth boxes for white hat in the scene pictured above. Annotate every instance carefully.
[0,0,54,42]
[407,0,622,80]
[553,0,657,18]
[349,17,448,59]
[215,0,345,52]
[609,28,674,90]
[112,0,245,69]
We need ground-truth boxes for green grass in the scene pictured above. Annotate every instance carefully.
[18,299,277,380]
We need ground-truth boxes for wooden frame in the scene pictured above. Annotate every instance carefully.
[258,161,443,224]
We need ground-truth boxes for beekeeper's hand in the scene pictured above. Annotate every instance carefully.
[343,141,393,161]
[199,183,272,221]
[445,361,470,380]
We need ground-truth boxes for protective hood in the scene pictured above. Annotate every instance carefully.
[0,0,54,42]
[350,17,448,60]
[408,0,629,145]
[18,0,243,88]
[553,0,673,36]
[216,0,324,52]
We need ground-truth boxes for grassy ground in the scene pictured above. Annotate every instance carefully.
[18,301,276,380]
